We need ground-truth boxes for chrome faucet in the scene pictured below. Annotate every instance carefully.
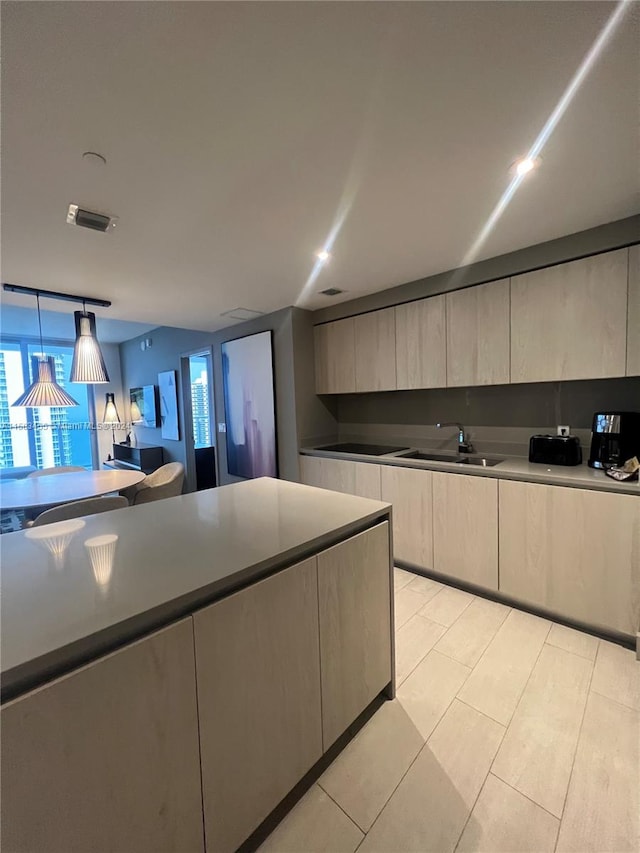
[436,422,474,454]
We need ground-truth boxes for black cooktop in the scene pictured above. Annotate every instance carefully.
[317,443,409,456]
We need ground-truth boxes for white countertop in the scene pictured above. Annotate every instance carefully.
[1,477,390,701]
[300,447,640,496]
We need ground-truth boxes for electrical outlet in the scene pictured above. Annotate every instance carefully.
[557,425,570,437]
[218,423,226,433]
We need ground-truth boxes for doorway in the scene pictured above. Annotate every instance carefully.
[181,348,217,492]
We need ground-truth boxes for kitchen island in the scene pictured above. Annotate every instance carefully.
[1,477,394,853]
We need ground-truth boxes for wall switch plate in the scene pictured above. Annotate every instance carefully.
[218,423,226,433]
[557,425,570,437]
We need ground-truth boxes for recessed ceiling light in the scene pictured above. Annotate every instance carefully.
[320,287,345,296]
[316,250,331,263]
[513,156,540,177]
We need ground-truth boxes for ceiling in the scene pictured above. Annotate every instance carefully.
[1,1,638,333]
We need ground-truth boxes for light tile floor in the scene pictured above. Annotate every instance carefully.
[260,569,640,853]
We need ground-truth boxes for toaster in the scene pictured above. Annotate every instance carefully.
[529,435,582,466]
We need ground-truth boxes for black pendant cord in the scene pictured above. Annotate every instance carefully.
[36,292,44,354]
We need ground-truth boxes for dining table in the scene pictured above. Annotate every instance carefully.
[0,469,146,512]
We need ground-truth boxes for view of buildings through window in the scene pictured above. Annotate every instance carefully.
[189,354,212,449]
[0,341,93,470]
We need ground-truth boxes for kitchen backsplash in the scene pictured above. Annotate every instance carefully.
[300,376,640,458]
[334,377,639,430]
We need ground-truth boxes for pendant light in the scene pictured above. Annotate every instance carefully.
[12,294,79,408]
[103,392,120,444]
[70,305,110,383]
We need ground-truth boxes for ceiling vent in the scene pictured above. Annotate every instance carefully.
[320,287,345,296]
[220,307,264,322]
[66,203,117,232]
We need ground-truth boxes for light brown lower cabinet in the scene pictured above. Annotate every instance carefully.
[317,522,392,748]
[193,558,323,853]
[432,472,498,589]
[299,454,381,499]
[381,465,434,568]
[1,620,204,853]
[499,480,640,636]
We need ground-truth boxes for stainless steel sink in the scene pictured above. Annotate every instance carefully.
[399,451,461,463]
[398,450,503,467]
[456,456,503,467]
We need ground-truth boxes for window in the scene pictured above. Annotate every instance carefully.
[0,340,94,470]
[189,354,212,449]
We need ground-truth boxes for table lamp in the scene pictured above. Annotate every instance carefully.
[103,393,120,450]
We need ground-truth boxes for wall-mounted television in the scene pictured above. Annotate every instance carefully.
[129,385,158,427]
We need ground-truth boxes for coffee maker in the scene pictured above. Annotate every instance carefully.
[588,412,640,469]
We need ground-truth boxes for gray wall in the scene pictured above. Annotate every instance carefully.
[291,307,338,447]
[210,307,299,486]
[119,307,324,488]
[336,377,640,431]
[313,215,640,323]
[119,325,213,469]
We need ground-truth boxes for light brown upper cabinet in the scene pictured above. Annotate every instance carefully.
[314,317,356,394]
[355,307,397,392]
[627,245,639,376]
[446,278,510,386]
[396,295,447,389]
[511,248,628,383]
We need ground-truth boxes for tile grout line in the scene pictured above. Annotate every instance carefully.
[394,622,448,688]
[553,643,599,851]
[452,717,511,853]
[455,696,509,729]
[545,637,598,663]
[350,734,430,850]
[434,605,512,673]
[358,664,479,848]
[486,619,553,773]
[489,766,566,824]
[316,782,368,838]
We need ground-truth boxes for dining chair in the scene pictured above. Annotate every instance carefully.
[120,462,185,506]
[27,466,86,478]
[27,496,129,527]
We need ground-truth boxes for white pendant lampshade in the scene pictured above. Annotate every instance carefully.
[11,292,79,408]
[70,311,110,383]
[103,392,120,443]
[12,356,79,408]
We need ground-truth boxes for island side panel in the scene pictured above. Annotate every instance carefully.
[317,521,393,749]
[1,619,203,853]
[194,556,323,853]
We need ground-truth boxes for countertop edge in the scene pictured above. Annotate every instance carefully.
[1,504,391,704]
[299,448,640,496]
